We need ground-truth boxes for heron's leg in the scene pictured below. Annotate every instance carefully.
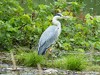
[45,48,51,59]
[44,48,50,66]
[44,48,52,66]
[47,48,54,66]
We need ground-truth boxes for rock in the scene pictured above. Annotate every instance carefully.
[44,68,58,74]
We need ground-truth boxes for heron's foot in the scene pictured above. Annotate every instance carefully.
[48,48,52,54]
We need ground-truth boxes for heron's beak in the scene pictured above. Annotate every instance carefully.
[62,16,71,19]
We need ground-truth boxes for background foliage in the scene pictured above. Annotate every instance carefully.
[0,0,100,52]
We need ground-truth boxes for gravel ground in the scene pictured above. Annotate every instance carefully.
[0,63,100,75]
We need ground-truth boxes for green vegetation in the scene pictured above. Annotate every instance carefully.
[65,55,87,71]
[16,49,87,71]
[45,54,87,71]
[0,0,100,51]
[16,50,44,67]
[0,0,100,71]
[86,65,100,72]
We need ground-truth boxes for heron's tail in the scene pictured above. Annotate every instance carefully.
[38,47,47,55]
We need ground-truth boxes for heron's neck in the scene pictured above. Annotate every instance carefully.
[52,17,61,28]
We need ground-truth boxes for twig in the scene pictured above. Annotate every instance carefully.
[10,50,17,71]
[37,64,43,75]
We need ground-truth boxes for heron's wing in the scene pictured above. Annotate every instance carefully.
[39,26,58,45]
[38,26,59,55]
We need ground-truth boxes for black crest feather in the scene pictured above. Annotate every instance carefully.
[55,13,62,17]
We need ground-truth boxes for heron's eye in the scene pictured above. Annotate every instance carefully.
[55,13,62,17]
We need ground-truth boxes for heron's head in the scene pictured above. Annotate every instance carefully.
[54,13,63,19]
[54,13,70,20]
[55,13,63,17]
[52,13,71,25]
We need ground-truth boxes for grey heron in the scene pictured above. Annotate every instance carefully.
[38,13,68,55]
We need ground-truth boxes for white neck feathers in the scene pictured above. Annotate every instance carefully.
[52,16,61,28]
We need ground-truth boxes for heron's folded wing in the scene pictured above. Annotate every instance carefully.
[39,26,58,48]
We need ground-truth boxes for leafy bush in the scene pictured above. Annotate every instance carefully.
[0,0,100,52]
[60,13,100,51]
[16,51,44,67]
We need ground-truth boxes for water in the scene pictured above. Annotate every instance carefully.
[83,0,100,15]
[33,0,100,15]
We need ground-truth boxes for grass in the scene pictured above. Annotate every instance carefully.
[65,55,87,71]
[46,54,88,71]
[13,47,99,71]
[86,65,100,72]
[16,50,44,67]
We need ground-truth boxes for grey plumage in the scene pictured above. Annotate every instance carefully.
[38,13,63,55]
